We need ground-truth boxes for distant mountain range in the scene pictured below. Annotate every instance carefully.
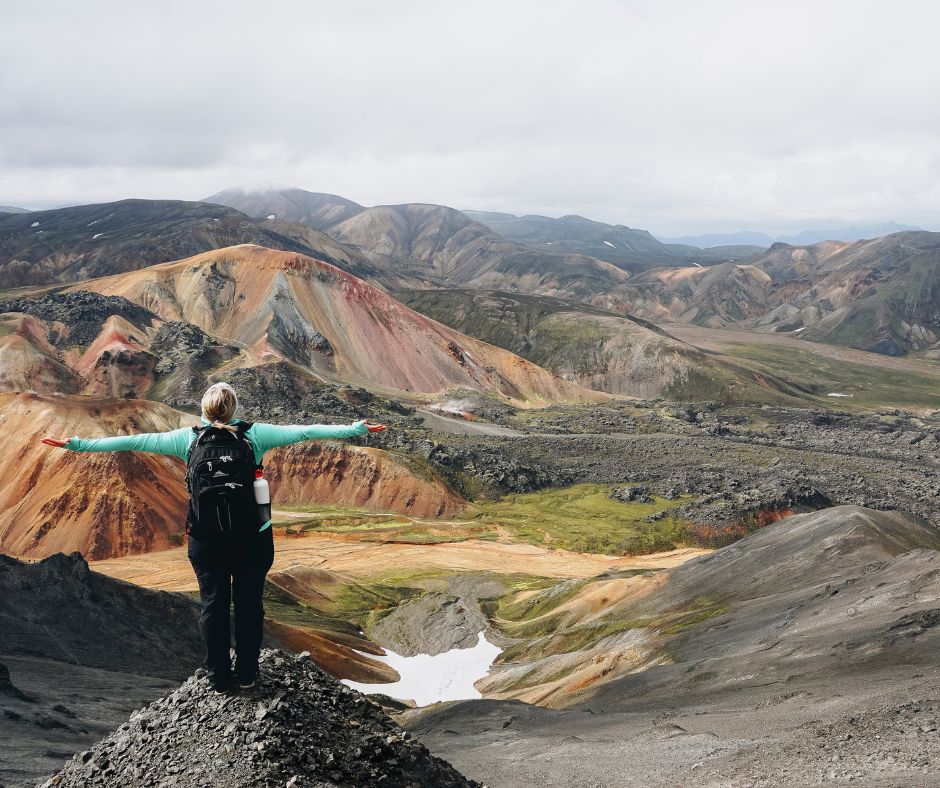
[660,221,924,249]
[606,232,940,355]
[206,188,635,298]
[4,187,940,359]
[0,205,30,214]
[0,199,415,290]
[462,210,764,270]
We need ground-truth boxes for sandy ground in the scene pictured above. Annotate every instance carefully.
[90,532,707,593]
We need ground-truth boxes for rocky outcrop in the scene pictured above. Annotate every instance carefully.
[0,661,27,701]
[0,291,158,349]
[40,649,480,788]
[148,320,240,410]
[71,315,157,398]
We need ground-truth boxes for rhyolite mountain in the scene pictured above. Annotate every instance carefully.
[0,204,30,214]
[206,188,633,299]
[0,392,193,559]
[0,290,241,400]
[65,244,599,403]
[0,198,417,290]
[608,260,775,326]
[747,231,940,355]
[597,232,940,356]
[0,389,464,560]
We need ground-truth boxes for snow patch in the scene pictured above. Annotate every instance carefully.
[692,262,703,268]
[30,221,39,227]
[603,240,616,248]
[92,233,104,240]
[792,327,807,333]
[342,631,502,707]
[266,214,276,220]
[87,218,101,226]
[827,392,853,398]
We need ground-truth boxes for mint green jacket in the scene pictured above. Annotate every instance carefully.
[65,417,370,532]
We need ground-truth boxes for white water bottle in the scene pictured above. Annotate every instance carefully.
[253,469,271,528]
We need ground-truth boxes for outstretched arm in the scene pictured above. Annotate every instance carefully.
[249,419,386,454]
[41,428,193,460]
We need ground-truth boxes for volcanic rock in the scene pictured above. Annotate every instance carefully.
[0,291,158,349]
[610,485,653,503]
[40,649,480,788]
[0,662,28,701]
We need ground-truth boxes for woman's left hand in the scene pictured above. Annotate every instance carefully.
[364,420,387,433]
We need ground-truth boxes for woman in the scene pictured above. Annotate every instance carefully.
[42,382,386,693]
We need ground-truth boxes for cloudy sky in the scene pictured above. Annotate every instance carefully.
[2,0,938,235]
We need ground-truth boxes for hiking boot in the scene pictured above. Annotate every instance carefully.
[209,673,237,695]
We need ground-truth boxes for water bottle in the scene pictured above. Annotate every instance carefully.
[253,469,271,528]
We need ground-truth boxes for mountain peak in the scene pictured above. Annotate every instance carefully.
[41,648,479,788]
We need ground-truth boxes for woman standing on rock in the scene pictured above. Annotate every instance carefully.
[41,382,386,694]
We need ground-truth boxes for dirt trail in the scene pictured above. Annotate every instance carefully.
[90,532,708,593]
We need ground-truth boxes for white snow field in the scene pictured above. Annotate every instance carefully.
[342,631,502,707]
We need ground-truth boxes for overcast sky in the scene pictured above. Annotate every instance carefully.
[2,0,938,235]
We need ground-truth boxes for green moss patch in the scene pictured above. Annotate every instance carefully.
[457,483,692,555]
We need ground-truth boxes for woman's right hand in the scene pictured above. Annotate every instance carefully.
[41,437,69,448]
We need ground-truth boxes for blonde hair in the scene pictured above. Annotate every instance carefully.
[201,382,238,433]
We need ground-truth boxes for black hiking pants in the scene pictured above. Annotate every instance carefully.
[187,526,275,688]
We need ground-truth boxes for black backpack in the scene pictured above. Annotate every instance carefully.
[185,422,259,539]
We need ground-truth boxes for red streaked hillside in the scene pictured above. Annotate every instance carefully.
[68,244,602,404]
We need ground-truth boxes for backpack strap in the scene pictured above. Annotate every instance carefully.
[235,421,261,470]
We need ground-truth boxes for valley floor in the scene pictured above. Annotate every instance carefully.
[89,529,707,593]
